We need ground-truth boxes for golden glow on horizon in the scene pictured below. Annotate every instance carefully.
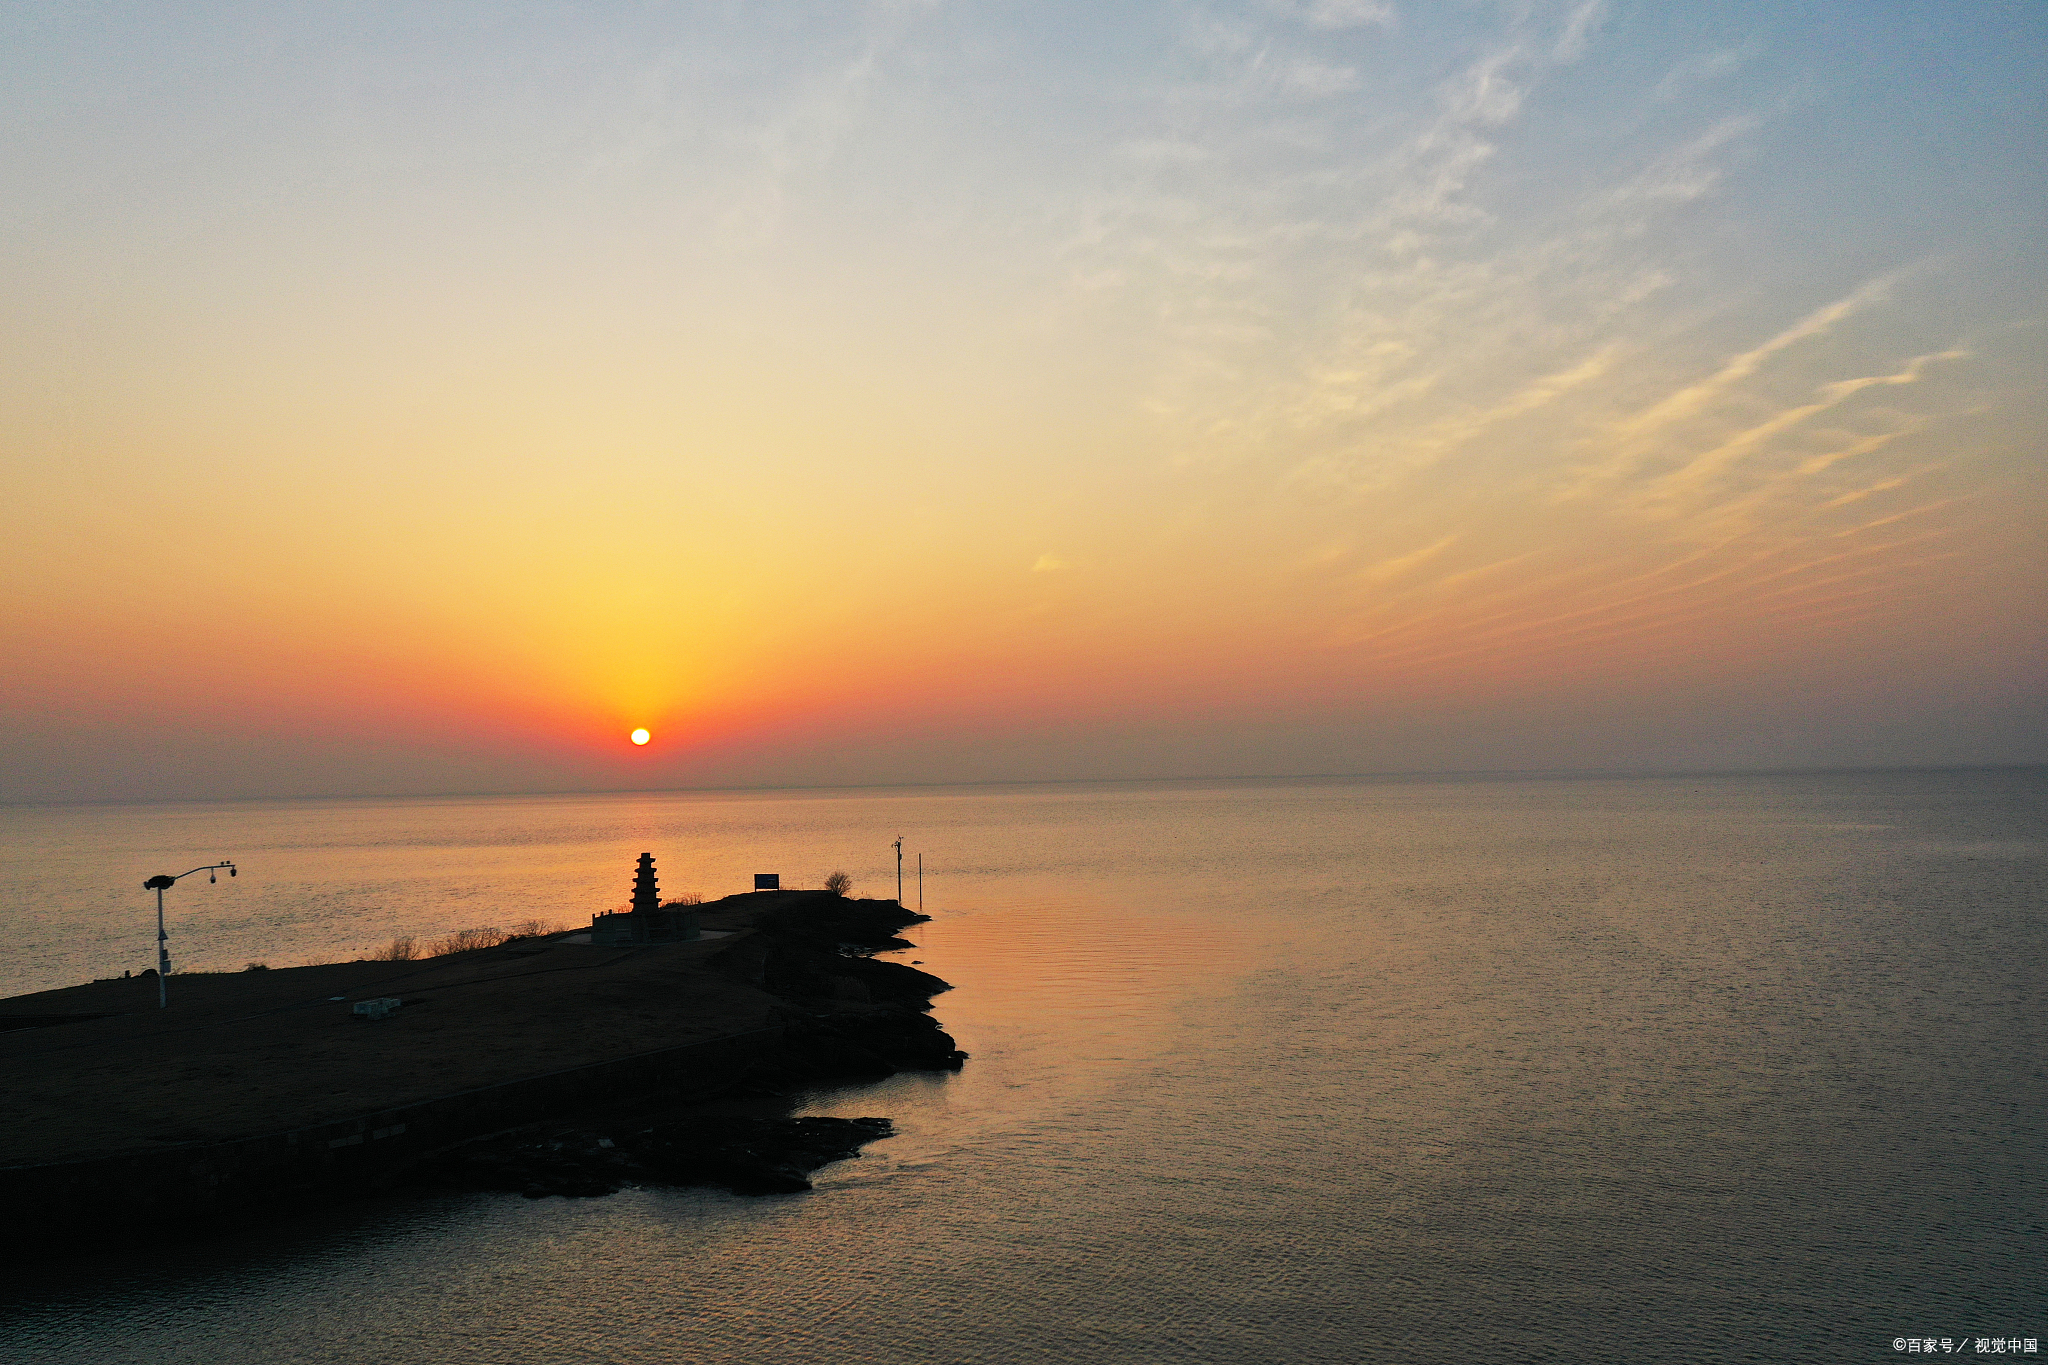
[631,729,651,746]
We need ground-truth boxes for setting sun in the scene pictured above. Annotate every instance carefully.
[630,729,651,746]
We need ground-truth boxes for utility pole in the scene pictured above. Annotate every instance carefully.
[917,852,923,911]
[892,837,904,906]
[142,862,236,1008]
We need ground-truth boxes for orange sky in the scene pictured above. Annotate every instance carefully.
[3,2,2043,801]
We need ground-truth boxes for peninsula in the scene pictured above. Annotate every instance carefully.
[0,887,962,1245]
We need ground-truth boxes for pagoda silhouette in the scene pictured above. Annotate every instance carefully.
[631,851,660,914]
[588,851,702,946]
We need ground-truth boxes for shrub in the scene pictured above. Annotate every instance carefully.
[430,926,512,956]
[243,962,269,972]
[823,870,853,895]
[662,892,704,907]
[508,918,567,938]
[370,935,418,962]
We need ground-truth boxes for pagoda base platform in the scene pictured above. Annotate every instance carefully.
[588,907,701,946]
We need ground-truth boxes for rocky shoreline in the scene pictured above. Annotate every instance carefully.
[416,1115,898,1198]
[416,892,968,1200]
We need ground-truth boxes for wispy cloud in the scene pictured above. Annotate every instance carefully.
[1612,275,1897,444]
[1054,1,2004,689]
[1630,347,1967,513]
[1269,0,1398,31]
[1818,461,1942,509]
[1066,0,1766,513]
[1353,534,1456,585]
[1654,41,1759,100]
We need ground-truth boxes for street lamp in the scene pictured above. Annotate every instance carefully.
[892,837,903,906]
[142,861,236,1008]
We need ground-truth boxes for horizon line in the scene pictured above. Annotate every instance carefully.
[6,760,2043,812]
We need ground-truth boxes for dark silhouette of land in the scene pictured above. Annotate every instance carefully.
[0,891,961,1240]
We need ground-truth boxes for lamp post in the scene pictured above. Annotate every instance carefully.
[142,862,236,1008]
[892,837,903,906]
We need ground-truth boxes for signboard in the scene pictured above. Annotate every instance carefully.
[753,873,780,890]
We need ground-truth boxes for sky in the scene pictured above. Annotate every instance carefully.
[3,0,2043,802]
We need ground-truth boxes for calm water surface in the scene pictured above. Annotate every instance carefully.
[1,770,2043,1363]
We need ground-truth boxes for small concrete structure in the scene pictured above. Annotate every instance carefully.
[351,998,402,1020]
[589,852,701,947]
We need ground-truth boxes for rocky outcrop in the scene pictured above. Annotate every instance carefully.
[710,894,968,1082]
[419,892,966,1201]
[418,1115,896,1198]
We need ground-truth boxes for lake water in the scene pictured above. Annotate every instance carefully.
[2,770,2043,1363]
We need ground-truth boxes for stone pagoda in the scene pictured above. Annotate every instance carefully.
[588,851,701,946]
[630,851,660,917]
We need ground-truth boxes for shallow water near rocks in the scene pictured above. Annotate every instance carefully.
[2,769,2044,1362]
